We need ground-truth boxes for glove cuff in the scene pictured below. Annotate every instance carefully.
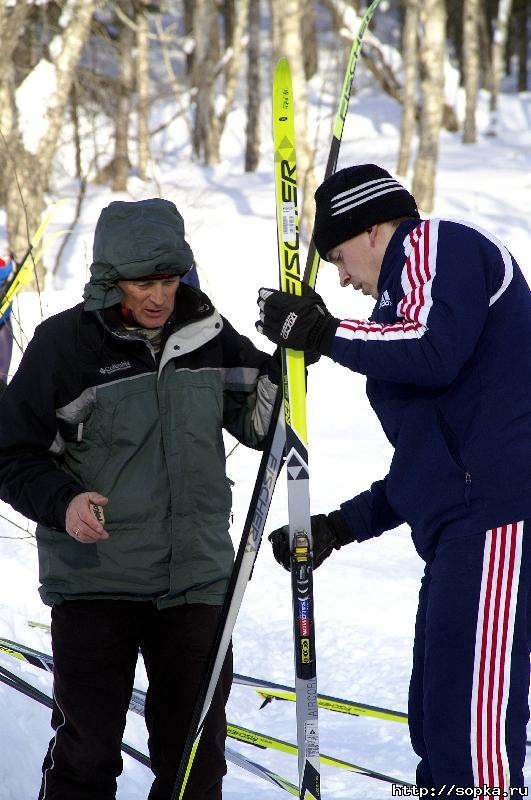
[308,314,339,355]
[266,347,282,385]
[327,509,354,547]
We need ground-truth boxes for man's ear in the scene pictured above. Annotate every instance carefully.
[368,224,379,247]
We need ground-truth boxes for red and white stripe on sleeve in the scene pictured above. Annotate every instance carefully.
[335,220,439,342]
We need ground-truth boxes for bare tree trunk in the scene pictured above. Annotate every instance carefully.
[218,0,249,134]
[517,0,528,92]
[478,2,493,91]
[137,5,150,180]
[396,0,419,176]
[463,0,480,144]
[222,0,236,50]
[245,0,261,172]
[278,0,317,240]
[488,0,513,135]
[0,0,30,194]
[183,0,196,76]
[0,82,18,207]
[0,2,30,73]
[412,0,446,212]
[193,0,221,164]
[0,0,31,191]
[269,0,282,67]
[70,82,82,179]
[300,0,318,79]
[37,0,97,173]
[112,3,135,191]
[2,0,96,288]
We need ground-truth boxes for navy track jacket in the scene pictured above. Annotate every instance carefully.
[331,219,531,561]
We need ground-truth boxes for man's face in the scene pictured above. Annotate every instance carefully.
[117,276,181,328]
[326,228,383,300]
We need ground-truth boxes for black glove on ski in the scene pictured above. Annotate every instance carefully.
[256,287,339,354]
[268,510,351,572]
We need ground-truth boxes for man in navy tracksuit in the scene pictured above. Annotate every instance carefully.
[256,164,531,794]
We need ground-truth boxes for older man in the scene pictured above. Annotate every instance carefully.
[0,198,279,800]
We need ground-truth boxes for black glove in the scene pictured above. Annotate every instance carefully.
[256,286,339,354]
[268,510,351,571]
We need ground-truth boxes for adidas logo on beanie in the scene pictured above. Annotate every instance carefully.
[313,164,420,260]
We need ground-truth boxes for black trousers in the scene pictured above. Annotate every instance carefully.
[38,600,232,800]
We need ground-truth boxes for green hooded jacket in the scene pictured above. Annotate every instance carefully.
[0,199,277,607]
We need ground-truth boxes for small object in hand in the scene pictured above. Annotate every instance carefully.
[90,503,105,524]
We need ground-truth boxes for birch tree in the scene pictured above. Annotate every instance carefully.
[478,2,493,94]
[245,0,261,172]
[411,0,446,212]
[0,0,97,287]
[324,0,458,135]
[488,0,513,134]
[516,0,528,91]
[192,0,220,163]
[301,0,318,79]
[269,0,282,74]
[396,0,419,176]
[137,3,151,180]
[463,0,480,144]
[217,0,249,134]
[191,0,249,165]
[112,1,135,191]
[0,1,31,203]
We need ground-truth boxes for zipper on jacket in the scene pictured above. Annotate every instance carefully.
[438,410,472,508]
[464,471,472,507]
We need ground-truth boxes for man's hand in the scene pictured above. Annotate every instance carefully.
[268,511,351,571]
[65,492,109,543]
[256,287,339,353]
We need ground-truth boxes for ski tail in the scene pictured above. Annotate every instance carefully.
[0,636,53,672]
[227,722,413,787]
[232,671,408,724]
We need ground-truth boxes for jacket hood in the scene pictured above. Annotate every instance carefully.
[83,199,195,310]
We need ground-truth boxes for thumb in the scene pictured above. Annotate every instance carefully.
[88,492,109,506]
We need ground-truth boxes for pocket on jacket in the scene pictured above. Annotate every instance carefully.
[438,410,472,506]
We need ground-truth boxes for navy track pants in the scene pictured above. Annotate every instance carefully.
[409,520,531,794]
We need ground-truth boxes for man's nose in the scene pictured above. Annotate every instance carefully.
[149,283,165,304]
[338,267,349,288]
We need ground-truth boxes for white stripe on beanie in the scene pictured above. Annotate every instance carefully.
[331,185,407,217]
[331,177,399,206]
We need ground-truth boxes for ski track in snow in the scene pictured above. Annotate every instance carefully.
[0,54,530,800]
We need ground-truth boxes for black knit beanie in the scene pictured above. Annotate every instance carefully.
[313,164,420,259]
